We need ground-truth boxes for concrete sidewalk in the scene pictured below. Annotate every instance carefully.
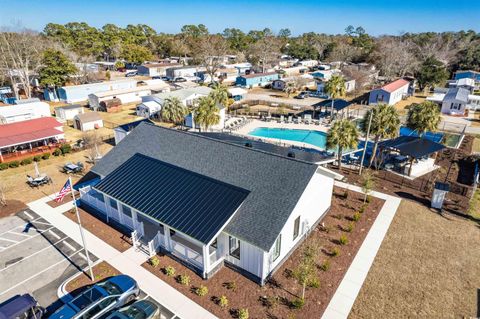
[28,196,217,319]
[321,181,402,319]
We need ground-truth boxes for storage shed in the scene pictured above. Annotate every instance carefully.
[54,104,84,122]
[73,112,103,131]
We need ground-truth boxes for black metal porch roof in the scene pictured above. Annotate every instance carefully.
[94,153,249,244]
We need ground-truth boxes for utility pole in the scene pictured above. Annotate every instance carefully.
[69,176,94,281]
[359,109,373,175]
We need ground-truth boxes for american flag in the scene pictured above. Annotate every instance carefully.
[55,179,71,202]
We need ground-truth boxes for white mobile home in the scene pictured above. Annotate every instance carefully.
[368,79,410,105]
[78,124,336,284]
[55,79,137,103]
[0,101,51,124]
[137,63,181,77]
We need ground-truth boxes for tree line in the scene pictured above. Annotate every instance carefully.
[0,22,479,99]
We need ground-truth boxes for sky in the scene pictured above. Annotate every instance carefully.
[0,0,479,36]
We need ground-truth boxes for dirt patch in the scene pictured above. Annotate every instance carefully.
[65,261,121,296]
[142,187,384,318]
[0,200,28,218]
[350,200,480,318]
[64,206,133,252]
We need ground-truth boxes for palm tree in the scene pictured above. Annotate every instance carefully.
[324,75,346,119]
[361,104,400,168]
[406,101,441,136]
[161,97,188,124]
[327,119,359,170]
[194,96,220,131]
[209,83,229,107]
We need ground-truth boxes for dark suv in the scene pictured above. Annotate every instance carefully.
[0,294,45,319]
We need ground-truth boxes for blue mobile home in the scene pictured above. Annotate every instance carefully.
[235,72,280,88]
[454,70,480,83]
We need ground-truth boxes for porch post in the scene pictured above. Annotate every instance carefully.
[163,226,172,252]
[117,200,124,223]
[131,209,138,230]
[102,194,110,223]
[0,148,3,162]
[202,244,210,278]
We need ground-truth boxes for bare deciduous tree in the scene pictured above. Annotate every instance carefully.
[0,183,7,207]
[197,35,229,83]
[247,36,281,73]
[82,131,102,164]
[372,36,418,79]
[0,27,45,99]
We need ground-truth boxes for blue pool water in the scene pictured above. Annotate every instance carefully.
[399,127,444,143]
[249,127,328,149]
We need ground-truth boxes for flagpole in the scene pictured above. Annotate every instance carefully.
[69,176,94,281]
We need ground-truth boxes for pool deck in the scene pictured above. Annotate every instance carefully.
[234,119,330,151]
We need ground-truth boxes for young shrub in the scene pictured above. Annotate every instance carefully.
[343,188,349,199]
[224,281,237,292]
[218,295,228,308]
[339,235,348,245]
[320,260,330,271]
[358,205,366,214]
[20,158,33,166]
[178,274,190,286]
[195,285,208,297]
[237,308,249,319]
[291,298,305,309]
[307,276,320,288]
[352,212,361,222]
[148,256,160,268]
[331,247,340,257]
[345,222,354,233]
[8,161,19,168]
[0,163,8,170]
[42,153,51,160]
[366,195,372,203]
[60,143,72,155]
[164,265,175,277]
[53,148,62,156]
[33,155,42,162]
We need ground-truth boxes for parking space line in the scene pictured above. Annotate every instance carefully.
[0,250,82,297]
[7,231,31,237]
[78,252,87,260]
[0,218,43,238]
[0,237,18,243]
[49,229,61,240]
[0,226,54,251]
[0,237,69,273]
[31,221,51,226]
[23,211,34,219]
[63,241,76,252]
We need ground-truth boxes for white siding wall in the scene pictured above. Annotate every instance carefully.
[263,171,334,278]
[388,85,409,105]
[224,234,265,279]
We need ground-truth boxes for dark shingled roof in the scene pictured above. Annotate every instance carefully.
[95,154,249,244]
[91,123,318,251]
[116,118,154,132]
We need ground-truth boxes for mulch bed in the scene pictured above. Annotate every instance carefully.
[63,207,133,252]
[142,187,384,319]
[65,261,121,296]
[0,200,28,219]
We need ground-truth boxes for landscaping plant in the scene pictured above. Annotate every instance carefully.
[149,256,160,268]
[237,308,249,319]
[164,265,175,276]
[224,281,237,292]
[195,285,208,296]
[339,235,348,245]
[352,212,361,222]
[320,260,330,271]
[331,247,340,257]
[178,274,190,286]
[345,222,354,232]
[291,298,305,309]
[218,295,228,308]
[361,171,376,204]
[8,161,19,168]
[33,155,42,162]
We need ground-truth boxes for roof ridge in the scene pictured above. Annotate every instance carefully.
[141,122,316,167]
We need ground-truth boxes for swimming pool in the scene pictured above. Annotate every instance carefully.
[248,127,328,149]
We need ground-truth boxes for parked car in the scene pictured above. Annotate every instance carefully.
[151,76,161,80]
[0,294,45,319]
[173,77,187,82]
[105,300,158,319]
[125,71,137,77]
[48,275,139,319]
[294,91,309,99]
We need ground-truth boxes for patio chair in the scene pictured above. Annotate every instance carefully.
[287,115,293,123]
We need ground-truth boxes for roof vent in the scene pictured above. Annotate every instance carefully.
[245,142,253,148]
[287,152,296,158]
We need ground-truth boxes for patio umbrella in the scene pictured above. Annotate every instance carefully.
[34,161,40,178]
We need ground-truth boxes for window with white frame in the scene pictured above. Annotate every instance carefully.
[109,198,118,210]
[272,234,281,262]
[121,204,132,217]
[229,236,240,259]
[293,216,300,240]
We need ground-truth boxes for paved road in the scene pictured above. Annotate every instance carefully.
[0,209,98,312]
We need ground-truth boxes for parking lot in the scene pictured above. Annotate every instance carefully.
[0,209,97,311]
[0,209,179,319]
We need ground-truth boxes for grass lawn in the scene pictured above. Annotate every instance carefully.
[393,95,427,115]
[349,200,480,318]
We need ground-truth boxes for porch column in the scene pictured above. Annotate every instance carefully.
[131,209,138,230]
[0,148,3,162]
[202,244,210,278]
[163,226,172,252]
[117,200,124,224]
[102,194,110,223]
